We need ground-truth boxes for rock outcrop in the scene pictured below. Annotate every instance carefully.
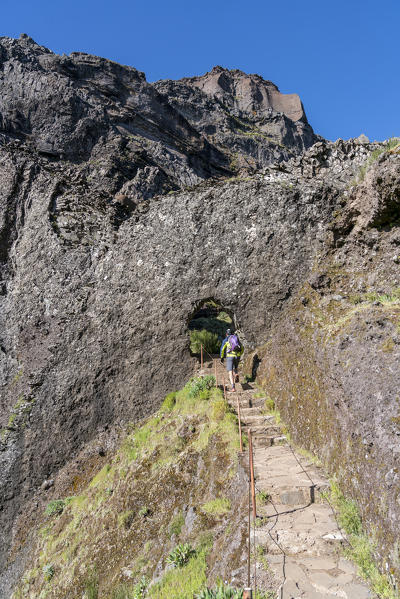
[0,34,317,213]
[0,34,399,597]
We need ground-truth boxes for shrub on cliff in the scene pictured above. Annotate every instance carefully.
[190,329,220,355]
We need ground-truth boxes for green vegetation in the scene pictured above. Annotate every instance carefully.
[211,398,228,420]
[353,138,400,184]
[13,374,244,599]
[328,479,397,598]
[160,391,176,413]
[190,329,220,354]
[189,303,232,354]
[149,551,207,598]
[42,564,55,581]
[166,543,196,568]
[45,499,66,517]
[84,567,99,599]
[110,576,149,599]
[45,497,74,517]
[185,375,216,399]
[138,506,150,518]
[118,510,135,530]
[200,498,231,517]
[330,479,361,535]
[196,585,243,598]
[254,544,270,573]
[169,512,185,537]
[256,490,271,505]
[1,395,36,439]
[349,287,400,306]
[264,397,275,411]
[320,286,400,340]
[197,586,274,599]
[12,367,23,385]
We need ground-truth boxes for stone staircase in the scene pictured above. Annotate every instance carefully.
[201,358,376,599]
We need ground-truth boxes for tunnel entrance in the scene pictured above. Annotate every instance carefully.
[188,300,234,356]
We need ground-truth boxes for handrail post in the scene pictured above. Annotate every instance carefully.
[214,358,218,388]
[249,430,256,520]
[237,396,243,453]
[200,344,203,370]
[223,378,227,401]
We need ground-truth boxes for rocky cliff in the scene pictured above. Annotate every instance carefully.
[0,34,399,597]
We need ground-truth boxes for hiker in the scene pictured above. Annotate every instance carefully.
[219,328,231,356]
[220,332,244,392]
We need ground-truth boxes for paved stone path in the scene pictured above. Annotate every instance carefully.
[201,357,375,599]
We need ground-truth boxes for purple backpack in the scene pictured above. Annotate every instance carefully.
[228,334,240,352]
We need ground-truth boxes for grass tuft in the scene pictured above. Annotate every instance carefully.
[149,551,207,598]
[328,479,397,598]
[201,497,231,517]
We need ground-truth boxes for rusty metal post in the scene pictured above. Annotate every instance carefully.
[237,396,243,453]
[247,469,251,588]
[243,589,252,599]
[214,358,218,388]
[223,378,227,401]
[200,344,203,370]
[249,430,257,520]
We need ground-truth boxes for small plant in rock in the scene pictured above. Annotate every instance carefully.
[118,509,135,530]
[264,397,275,411]
[45,499,66,517]
[211,398,228,421]
[166,543,196,568]
[84,567,99,599]
[196,584,243,598]
[42,564,55,581]
[169,512,185,538]
[133,576,149,598]
[201,497,231,517]
[138,505,151,518]
[330,480,361,535]
[185,376,215,399]
[254,545,270,572]
[161,391,176,413]
[257,490,271,504]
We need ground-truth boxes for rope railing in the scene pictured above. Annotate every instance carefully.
[198,346,256,597]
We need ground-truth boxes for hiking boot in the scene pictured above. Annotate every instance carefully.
[228,386,236,393]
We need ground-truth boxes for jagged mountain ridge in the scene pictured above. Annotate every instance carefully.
[0,34,317,205]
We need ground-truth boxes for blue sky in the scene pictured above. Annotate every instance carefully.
[2,0,399,141]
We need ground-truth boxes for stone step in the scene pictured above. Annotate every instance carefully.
[252,435,288,449]
[226,398,250,408]
[238,407,265,418]
[248,397,267,409]
[243,424,281,435]
[253,502,344,557]
[259,483,327,505]
[240,414,274,426]
[252,436,275,448]
[265,555,373,599]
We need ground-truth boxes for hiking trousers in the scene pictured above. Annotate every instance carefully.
[226,356,239,372]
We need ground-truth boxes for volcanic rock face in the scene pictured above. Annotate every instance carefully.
[0,34,399,596]
[0,35,317,211]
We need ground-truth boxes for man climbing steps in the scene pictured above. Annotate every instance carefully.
[220,331,244,392]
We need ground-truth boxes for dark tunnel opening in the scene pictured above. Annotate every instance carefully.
[187,299,235,357]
